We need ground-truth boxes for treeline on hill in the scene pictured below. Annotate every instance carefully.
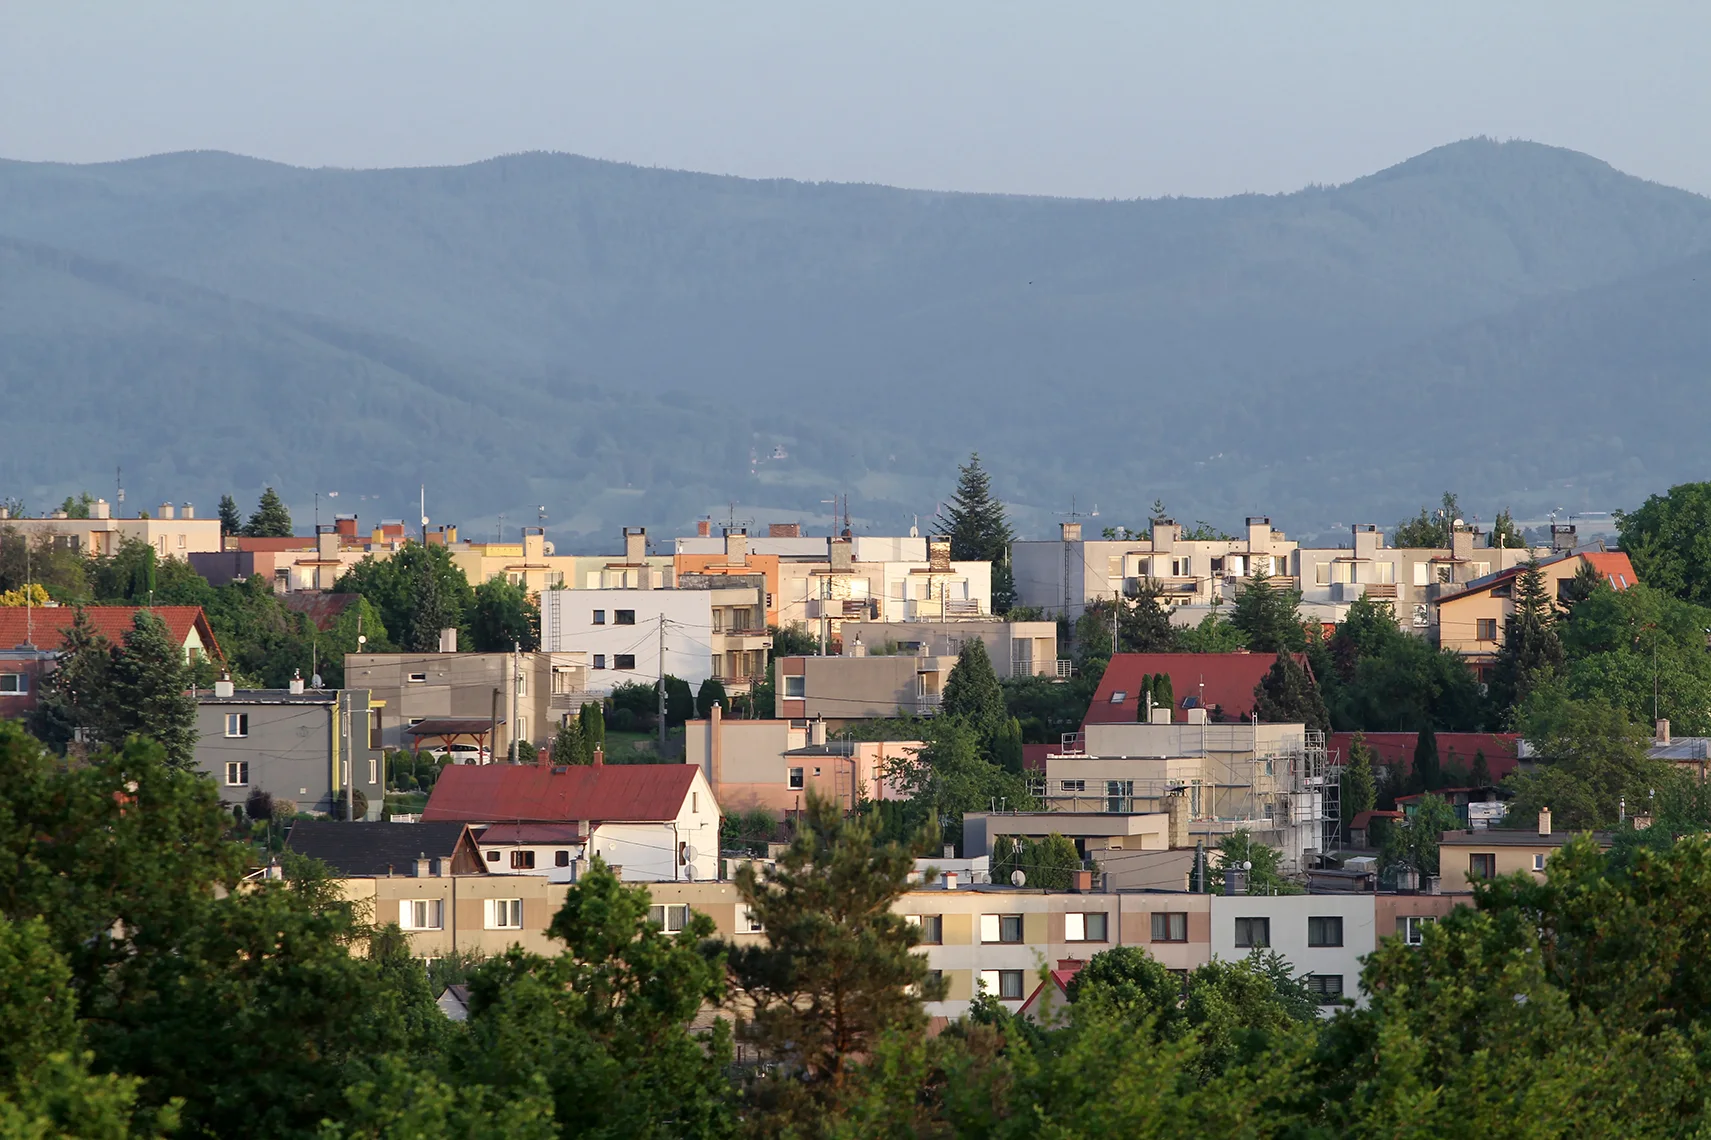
[8,722,1711,1138]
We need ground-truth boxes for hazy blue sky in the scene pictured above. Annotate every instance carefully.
[3,1,1708,198]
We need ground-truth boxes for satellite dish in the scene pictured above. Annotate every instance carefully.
[682,845,699,864]
[310,673,323,689]
[1011,869,1026,886]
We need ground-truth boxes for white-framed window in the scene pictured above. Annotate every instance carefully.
[1532,853,1547,871]
[788,767,804,790]
[516,717,528,742]
[783,675,805,698]
[648,904,689,932]
[407,672,427,683]
[400,899,444,930]
[1061,779,1086,793]
[980,914,1023,943]
[516,673,527,696]
[1065,912,1108,942]
[1413,562,1430,587]
[593,655,606,670]
[1403,915,1437,945]
[224,713,249,738]
[615,609,637,625]
[368,757,378,784]
[1313,562,1331,586]
[979,970,1025,1000]
[692,791,699,813]
[485,899,524,930]
[593,610,606,625]
[1108,690,1126,704]
[510,850,535,870]
[739,905,764,933]
[0,673,28,694]
[224,761,249,786]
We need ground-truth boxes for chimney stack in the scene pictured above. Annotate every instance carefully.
[335,514,359,537]
[214,673,235,699]
[1060,521,1082,542]
[624,526,647,565]
[697,520,711,537]
[93,499,111,519]
[592,746,604,767]
[1538,806,1552,837]
[413,855,430,878]
[159,502,175,520]
[181,503,194,519]
[288,669,305,695]
[768,523,801,538]
[942,871,958,890]
[724,527,748,565]
[1657,719,1671,745]
[709,702,723,789]
[438,628,457,653]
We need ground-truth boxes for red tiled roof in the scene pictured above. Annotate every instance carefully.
[1086,652,1305,725]
[1437,551,1639,605]
[282,592,361,631]
[422,763,702,825]
[0,605,223,664]
[1329,732,1519,783]
[1022,742,1052,772]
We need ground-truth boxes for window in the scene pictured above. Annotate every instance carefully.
[592,610,606,624]
[1469,853,1497,880]
[1437,565,1453,584]
[1065,912,1108,942]
[1307,974,1344,1004]
[906,915,943,944]
[739,905,764,933]
[516,717,528,741]
[486,850,501,863]
[399,899,443,930]
[1152,912,1188,942]
[979,970,1026,1000]
[407,672,427,683]
[783,675,805,698]
[1413,562,1430,587]
[486,899,523,929]
[980,914,1023,944]
[648,904,689,932]
[1105,779,1134,813]
[555,850,571,867]
[224,713,249,738]
[614,654,636,670]
[1108,690,1127,704]
[615,609,636,625]
[788,767,804,789]
[1234,917,1270,948]
[510,850,536,870]
[1308,915,1343,947]
[368,756,378,785]
[692,792,699,813]
[1532,853,1547,872]
[593,655,607,670]
[1402,916,1437,945]
[224,761,249,786]
[1060,779,1086,793]
[515,673,527,696]
[0,673,27,693]
[1476,618,1498,641]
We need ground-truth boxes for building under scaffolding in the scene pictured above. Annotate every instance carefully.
[1026,718,1341,871]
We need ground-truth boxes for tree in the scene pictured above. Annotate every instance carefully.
[940,637,1007,748]
[469,577,539,652]
[1175,607,1245,653]
[664,675,694,727]
[1379,792,1462,878]
[1489,558,1566,717]
[1489,507,1525,549]
[1118,580,1178,652]
[1558,556,1605,609]
[695,677,728,719]
[991,715,1025,775]
[90,536,158,603]
[769,622,819,657]
[1503,685,1675,830]
[336,542,473,654]
[217,494,242,538]
[882,716,1033,848]
[243,486,293,538]
[56,492,94,519]
[1230,569,1306,653]
[1215,829,1299,894]
[549,719,585,766]
[407,552,460,654]
[108,610,198,768]
[1615,481,1711,605]
[578,702,605,755]
[1152,671,1175,719]
[1251,652,1329,733]
[936,453,1016,612]
[1394,491,1462,548]
[728,792,942,1132]
[1064,945,1186,1035]
[1341,732,1377,830]
[29,608,112,751]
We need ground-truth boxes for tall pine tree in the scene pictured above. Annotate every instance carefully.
[1231,568,1307,653]
[939,637,1006,748]
[1251,653,1330,733]
[109,611,198,767]
[936,453,1016,613]
[242,487,293,538]
[1489,558,1565,717]
[217,494,242,539]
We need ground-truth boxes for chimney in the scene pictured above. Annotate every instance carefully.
[810,718,827,747]
[93,498,111,519]
[1451,524,1475,562]
[831,537,853,572]
[1352,523,1379,561]
[1657,719,1671,745]
[697,519,711,537]
[317,529,339,559]
[1538,806,1552,836]
[592,747,604,767]
[709,702,723,789]
[335,514,358,537]
[1152,519,1179,552]
[181,503,194,519]
[624,526,647,565]
[1223,866,1248,895]
[724,527,748,564]
[1071,868,1094,893]
[288,669,305,695]
[1551,523,1578,553]
[942,871,958,890]
[214,673,235,699]
[1246,516,1272,551]
[927,535,952,572]
[1165,791,1190,848]
[943,843,955,860]
[769,522,801,538]
[1060,521,1082,543]
[413,855,430,877]
[438,628,458,653]
[158,502,175,520]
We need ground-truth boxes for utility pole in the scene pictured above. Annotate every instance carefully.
[344,691,355,823]
[657,613,668,751]
[508,640,520,763]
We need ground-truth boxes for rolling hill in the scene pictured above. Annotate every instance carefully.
[1,137,1708,545]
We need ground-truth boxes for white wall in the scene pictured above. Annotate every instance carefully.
[1209,893,1375,1011]
[540,589,715,691]
[586,769,720,883]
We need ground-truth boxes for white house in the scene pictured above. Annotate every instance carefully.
[421,758,721,883]
[539,585,770,693]
[1208,891,1376,1011]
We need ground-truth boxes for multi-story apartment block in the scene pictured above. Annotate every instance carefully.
[195,677,383,818]
[538,579,770,694]
[683,707,916,816]
[1,498,222,559]
[345,650,591,756]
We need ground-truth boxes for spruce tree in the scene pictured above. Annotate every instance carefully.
[30,608,114,752]
[1342,732,1377,830]
[1137,673,1153,722]
[579,701,606,755]
[243,487,293,538]
[1153,672,1175,720]
[939,637,1007,748]
[1489,558,1565,715]
[1558,558,1604,609]
[1251,653,1330,733]
[405,555,458,653]
[695,677,728,719]
[935,453,1016,612]
[109,611,198,768]
[1413,724,1441,792]
[217,494,242,539]
[1231,568,1307,653]
[1119,580,1179,652]
[551,719,586,765]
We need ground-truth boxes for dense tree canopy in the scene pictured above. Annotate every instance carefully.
[1616,481,1711,606]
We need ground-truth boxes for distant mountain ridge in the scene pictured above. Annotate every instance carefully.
[1,137,1708,545]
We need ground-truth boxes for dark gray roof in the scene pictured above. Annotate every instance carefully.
[1439,830,1613,847]
[286,820,470,875]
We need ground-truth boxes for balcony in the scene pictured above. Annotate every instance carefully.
[807,597,876,621]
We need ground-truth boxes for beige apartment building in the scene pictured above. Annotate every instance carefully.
[1433,550,1637,674]
[0,498,222,559]
[683,709,916,816]
[345,651,591,755]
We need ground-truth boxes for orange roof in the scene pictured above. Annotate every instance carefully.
[1436,551,1638,605]
[0,605,223,664]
